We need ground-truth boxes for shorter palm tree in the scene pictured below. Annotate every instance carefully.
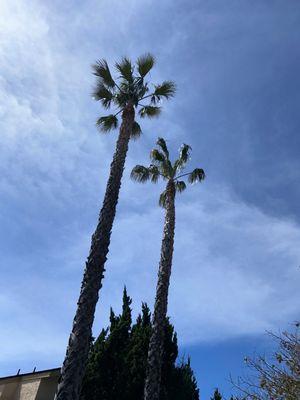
[131,138,205,400]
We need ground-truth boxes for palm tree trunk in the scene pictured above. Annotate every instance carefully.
[144,180,176,400]
[55,103,135,400]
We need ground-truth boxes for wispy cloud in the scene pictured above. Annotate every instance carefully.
[1,180,299,366]
[99,182,300,344]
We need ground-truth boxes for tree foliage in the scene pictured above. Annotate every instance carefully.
[80,288,199,400]
[211,388,223,400]
[92,55,176,134]
[131,137,205,207]
[232,322,300,400]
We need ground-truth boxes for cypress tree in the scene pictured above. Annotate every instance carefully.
[211,388,222,400]
[81,287,132,400]
[80,289,199,400]
[125,303,152,399]
[80,328,107,400]
[165,357,199,400]
[160,322,178,400]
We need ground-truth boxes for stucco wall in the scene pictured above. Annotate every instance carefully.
[0,369,60,400]
[19,381,40,400]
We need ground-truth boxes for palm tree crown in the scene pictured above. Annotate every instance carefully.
[92,54,176,136]
[131,137,205,205]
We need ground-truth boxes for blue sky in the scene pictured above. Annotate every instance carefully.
[1,0,300,398]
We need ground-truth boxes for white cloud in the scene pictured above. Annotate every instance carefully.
[0,0,112,211]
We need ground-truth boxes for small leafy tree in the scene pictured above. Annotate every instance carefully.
[232,322,300,400]
[131,138,205,400]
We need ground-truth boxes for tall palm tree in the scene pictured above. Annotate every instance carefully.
[131,138,205,400]
[55,56,175,400]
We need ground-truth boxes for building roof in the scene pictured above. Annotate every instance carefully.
[0,368,60,382]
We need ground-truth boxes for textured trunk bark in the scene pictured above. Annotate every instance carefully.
[55,103,134,400]
[144,180,176,400]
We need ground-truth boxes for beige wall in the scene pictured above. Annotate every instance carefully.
[0,369,59,400]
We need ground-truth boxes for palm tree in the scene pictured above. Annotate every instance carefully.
[55,56,175,400]
[131,138,205,400]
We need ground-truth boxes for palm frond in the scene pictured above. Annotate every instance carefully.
[188,168,206,183]
[115,57,133,82]
[151,81,176,103]
[175,180,186,193]
[179,143,192,163]
[139,106,161,118]
[130,121,142,139]
[93,83,113,108]
[174,143,192,171]
[137,53,155,77]
[156,137,169,159]
[92,59,115,88]
[96,114,118,132]
[113,92,128,108]
[160,159,174,179]
[159,190,168,208]
[130,165,150,183]
[148,164,160,183]
[150,148,166,164]
[136,80,149,100]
